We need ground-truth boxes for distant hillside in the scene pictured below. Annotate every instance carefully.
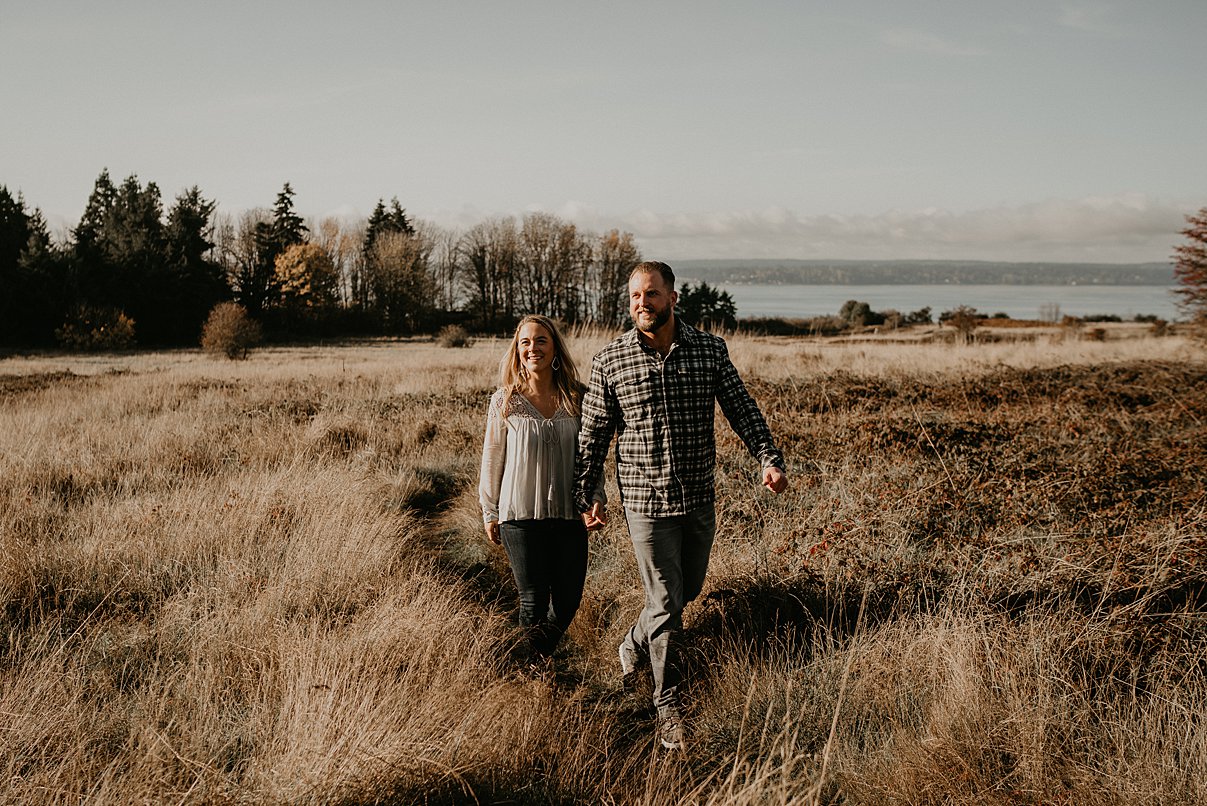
[674,259,1173,286]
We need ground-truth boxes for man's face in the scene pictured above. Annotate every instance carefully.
[629,270,677,334]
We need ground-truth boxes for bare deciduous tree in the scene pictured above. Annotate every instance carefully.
[367,231,434,333]
[459,217,517,330]
[591,228,641,327]
[313,216,367,310]
[1173,207,1207,326]
[516,213,593,322]
[416,221,462,313]
[214,208,274,315]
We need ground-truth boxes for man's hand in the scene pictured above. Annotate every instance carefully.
[485,520,501,545]
[582,502,608,531]
[763,466,788,494]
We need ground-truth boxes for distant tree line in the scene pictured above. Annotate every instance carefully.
[0,170,643,348]
[678,258,1174,286]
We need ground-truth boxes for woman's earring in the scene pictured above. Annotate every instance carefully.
[552,356,562,371]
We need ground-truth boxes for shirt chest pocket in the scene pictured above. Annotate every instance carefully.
[615,371,658,416]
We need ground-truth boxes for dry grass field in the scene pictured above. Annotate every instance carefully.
[2,328,1204,804]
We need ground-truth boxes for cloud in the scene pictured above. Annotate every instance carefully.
[1059,5,1124,37]
[595,196,1186,263]
[419,195,1190,263]
[880,28,987,57]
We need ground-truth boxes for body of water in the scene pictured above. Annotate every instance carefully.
[715,284,1180,322]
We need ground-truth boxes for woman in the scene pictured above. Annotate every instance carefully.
[478,314,600,661]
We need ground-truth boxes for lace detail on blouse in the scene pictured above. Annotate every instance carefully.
[491,389,574,423]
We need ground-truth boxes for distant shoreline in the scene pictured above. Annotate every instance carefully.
[675,258,1173,286]
[712,282,1179,321]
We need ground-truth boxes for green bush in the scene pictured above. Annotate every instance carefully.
[201,302,262,360]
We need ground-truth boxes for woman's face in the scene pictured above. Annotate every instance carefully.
[516,321,555,375]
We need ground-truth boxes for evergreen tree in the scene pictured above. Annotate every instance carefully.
[66,169,231,344]
[677,281,737,330]
[164,186,229,342]
[242,218,280,315]
[73,169,117,267]
[268,182,308,250]
[9,211,70,345]
[0,186,32,343]
[98,175,169,341]
[70,170,166,335]
[165,186,217,269]
[363,197,414,258]
[0,185,31,272]
[246,182,308,316]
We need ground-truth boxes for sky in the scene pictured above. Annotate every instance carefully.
[2,1,1205,263]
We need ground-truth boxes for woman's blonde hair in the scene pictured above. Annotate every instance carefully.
[499,314,585,416]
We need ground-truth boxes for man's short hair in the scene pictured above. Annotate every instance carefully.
[629,261,676,291]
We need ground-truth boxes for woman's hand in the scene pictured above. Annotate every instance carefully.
[485,520,501,545]
[582,502,607,531]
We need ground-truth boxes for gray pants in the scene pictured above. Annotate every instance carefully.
[621,505,716,715]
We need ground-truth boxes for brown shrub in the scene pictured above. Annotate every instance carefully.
[201,302,262,360]
[436,324,473,348]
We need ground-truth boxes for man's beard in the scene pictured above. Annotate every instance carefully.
[632,306,671,334]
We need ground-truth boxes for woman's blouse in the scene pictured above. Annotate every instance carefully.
[479,388,598,523]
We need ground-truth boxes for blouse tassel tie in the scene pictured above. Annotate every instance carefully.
[540,418,558,504]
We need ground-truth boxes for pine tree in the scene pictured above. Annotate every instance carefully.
[678,281,737,330]
[98,175,168,341]
[363,197,414,258]
[269,182,308,249]
[0,185,31,272]
[73,169,117,279]
[0,186,32,343]
[15,211,70,345]
[70,171,166,341]
[248,183,309,315]
[68,170,228,344]
[165,187,229,342]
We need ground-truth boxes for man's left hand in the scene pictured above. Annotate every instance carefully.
[763,466,788,494]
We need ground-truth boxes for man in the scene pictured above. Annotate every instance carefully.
[575,261,788,751]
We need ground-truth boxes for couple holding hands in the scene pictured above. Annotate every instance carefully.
[478,261,788,750]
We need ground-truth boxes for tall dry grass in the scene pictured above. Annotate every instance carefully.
[2,330,1204,804]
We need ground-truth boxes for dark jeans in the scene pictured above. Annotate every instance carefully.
[499,518,589,658]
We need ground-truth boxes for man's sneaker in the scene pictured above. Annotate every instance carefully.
[619,642,645,692]
[658,711,686,751]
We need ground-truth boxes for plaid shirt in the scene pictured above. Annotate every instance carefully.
[574,320,785,517]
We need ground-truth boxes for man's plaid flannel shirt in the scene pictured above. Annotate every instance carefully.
[574,321,785,518]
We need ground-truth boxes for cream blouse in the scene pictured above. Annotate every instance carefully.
[478,388,598,524]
